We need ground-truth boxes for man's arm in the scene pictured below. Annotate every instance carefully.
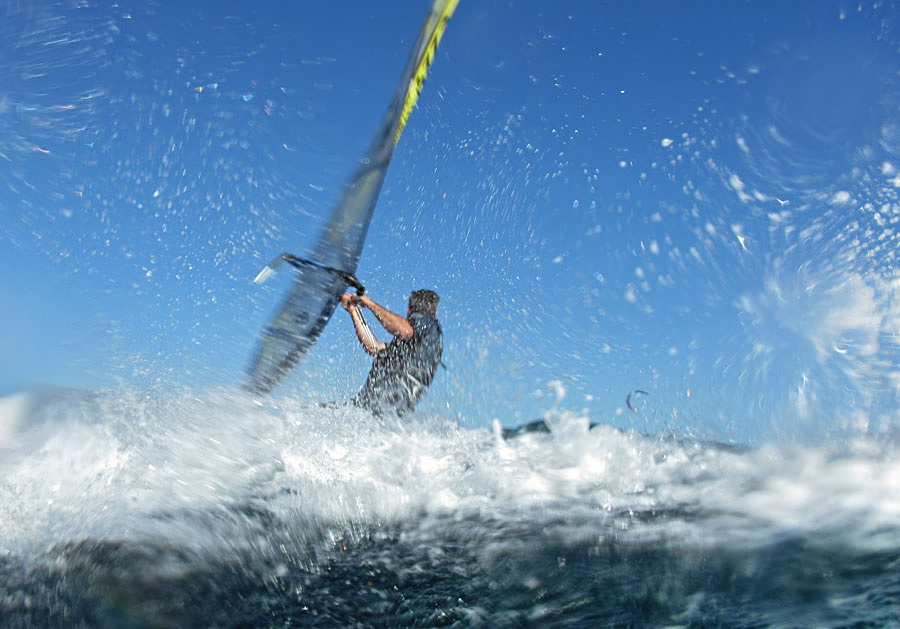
[358,294,414,340]
[340,294,386,355]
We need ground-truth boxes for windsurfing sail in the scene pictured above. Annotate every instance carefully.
[245,0,460,394]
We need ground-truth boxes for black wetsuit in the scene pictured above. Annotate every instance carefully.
[352,311,443,416]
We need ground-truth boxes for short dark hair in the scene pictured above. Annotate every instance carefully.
[408,289,439,316]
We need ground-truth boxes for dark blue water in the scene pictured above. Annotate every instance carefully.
[1,389,898,627]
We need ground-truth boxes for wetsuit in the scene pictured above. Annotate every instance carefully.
[352,311,443,416]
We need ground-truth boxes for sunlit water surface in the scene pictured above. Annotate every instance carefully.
[1,388,899,626]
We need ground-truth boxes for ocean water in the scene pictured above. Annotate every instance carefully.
[4,1,900,626]
[1,388,898,627]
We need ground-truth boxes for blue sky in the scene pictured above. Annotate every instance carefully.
[3,1,900,443]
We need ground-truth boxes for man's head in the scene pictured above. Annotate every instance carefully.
[408,289,439,316]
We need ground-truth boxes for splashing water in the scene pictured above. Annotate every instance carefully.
[1,387,899,626]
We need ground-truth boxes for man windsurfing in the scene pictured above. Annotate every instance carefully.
[245,0,458,395]
[339,289,442,416]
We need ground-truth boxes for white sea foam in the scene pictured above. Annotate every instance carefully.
[0,388,898,561]
[0,392,27,449]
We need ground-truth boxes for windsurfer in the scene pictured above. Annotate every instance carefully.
[339,289,443,416]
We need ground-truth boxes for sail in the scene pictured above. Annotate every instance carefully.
[245,0,459,394]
